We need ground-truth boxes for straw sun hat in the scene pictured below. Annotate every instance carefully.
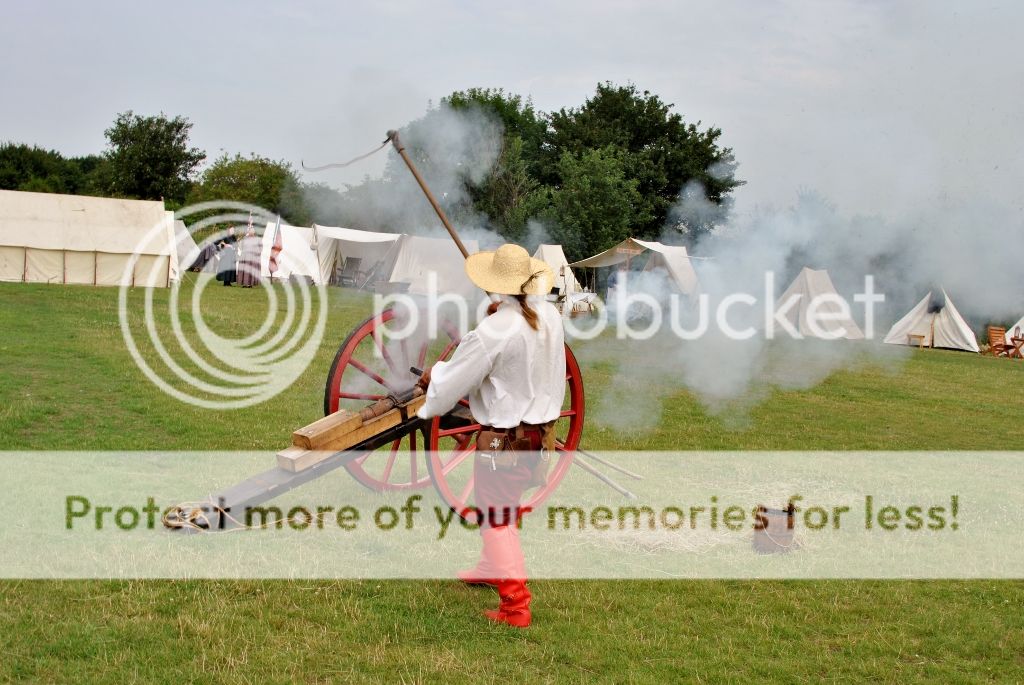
[464,244,554,296]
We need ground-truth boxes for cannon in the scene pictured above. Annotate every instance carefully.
[166,131,631,532]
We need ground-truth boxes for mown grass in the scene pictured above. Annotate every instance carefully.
[1,279,1022,683]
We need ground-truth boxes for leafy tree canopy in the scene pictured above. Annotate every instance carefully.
[544,82,742,242]
[103,111,205,203]
[0,143,107,196]
[187,153,311,226]
[545,146,646,260]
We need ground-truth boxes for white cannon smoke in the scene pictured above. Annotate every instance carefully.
[301,101,1023,434]
[582,183,1023,432]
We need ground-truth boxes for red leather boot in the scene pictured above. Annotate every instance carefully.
[481,525,531,628]
[459,524,505,585]
[456,540,498,586]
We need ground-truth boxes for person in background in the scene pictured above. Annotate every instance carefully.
[417,244,563,628]
[607,263,626,298]
[217,241,237,287]
[237,226,261,288]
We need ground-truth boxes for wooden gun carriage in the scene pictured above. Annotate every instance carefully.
[168,130,635,531]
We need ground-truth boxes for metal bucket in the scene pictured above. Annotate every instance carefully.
[753,504,796,554]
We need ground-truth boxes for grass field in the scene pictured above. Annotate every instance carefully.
[1,279,1023,683]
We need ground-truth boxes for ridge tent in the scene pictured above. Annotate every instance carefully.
[384,234,479,296]
[0,189,178,286]
[260,223,324,283]
[883,289,979,352]
[1005,315,1024,344]
[775,267,865,340]
[533,244,582,295]
[568,237,699,294]
[174,220,202,272]
[261,223,478,295]
[313,224,402,288]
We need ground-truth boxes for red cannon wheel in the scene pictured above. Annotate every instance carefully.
[425,343,585,520]
[324,309,461,492]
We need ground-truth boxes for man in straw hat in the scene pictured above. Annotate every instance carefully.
[417,244,564,628]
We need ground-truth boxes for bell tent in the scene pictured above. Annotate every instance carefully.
[533,244,582,294]
[775,267,865,340]
[883,289,979,352]
[1004,315,1024,344]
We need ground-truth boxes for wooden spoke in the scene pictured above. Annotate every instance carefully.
[458,475,475,504]
[348,358,397,392]
[441,447,474,476]
[379,443,400,483]
[338,391,387,401]
[372,329,397,373]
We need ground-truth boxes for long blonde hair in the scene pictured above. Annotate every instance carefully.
[515,269,546,331]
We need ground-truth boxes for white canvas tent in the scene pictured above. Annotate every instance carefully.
[314,224,402,288]
[1005,316,1024,344]
[883,289,979,352]
[533,244,582,294]
[568,237,699,294]
[259,223,324,282]
[776,267,865,340]
[383,234,477,295]
[261,223,478,295]
[0,189,179,286]
[174,220,201,272]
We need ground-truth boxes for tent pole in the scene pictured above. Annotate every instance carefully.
[22,248,28,282]
[93,252,97,286]
[63,250,67,284]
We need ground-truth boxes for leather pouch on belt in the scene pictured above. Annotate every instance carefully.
[476,430,516,469]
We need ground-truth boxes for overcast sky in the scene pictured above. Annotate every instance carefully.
[3,1,1021,220]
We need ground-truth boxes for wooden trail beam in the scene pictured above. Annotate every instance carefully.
[278,394,426,472]
[169,417,428,532]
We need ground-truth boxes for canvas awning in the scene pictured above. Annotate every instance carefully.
[569,237,699,294]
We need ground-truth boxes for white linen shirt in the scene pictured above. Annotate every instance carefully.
[417,295,566,428]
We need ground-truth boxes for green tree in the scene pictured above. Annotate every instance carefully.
[442,88,551,239]
[545,147,646,261]
[187,153,311,225]
[103,111,205,203]
[469,136,550,241]
[444,88,546,171]
[0,143,109,196]
[544,82,742,243]
[0,143,68,192]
